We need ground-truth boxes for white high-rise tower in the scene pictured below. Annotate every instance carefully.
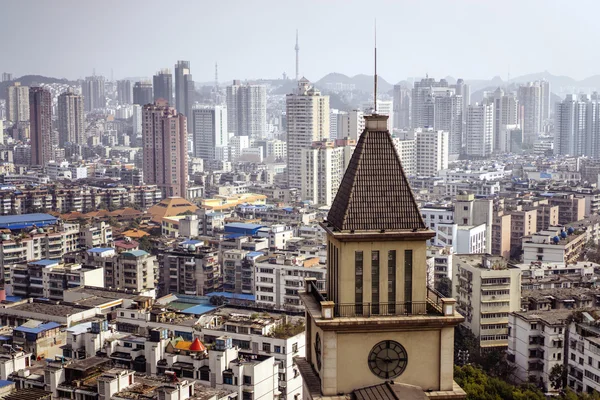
[286,79,330,189]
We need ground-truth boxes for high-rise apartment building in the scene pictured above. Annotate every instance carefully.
[415,128,449,176]
[554,94,600,158]
[29,87,53,166]
[133,81,153,106]
[286,78,330,189]
[465,102,494,157]
[301,140,344,206]
[132,104,142,136]
[153,69,173,104]
[82,76,106,112]
[518,81,543,145]
[116,80,132,104]
[486,88,519,151]
[393,84,411,129]
[191,105,228,160]
[330,109,365,141]
[1,73,12,82]
[57,91,85,146]
[175,61,194,126]
[411,77,451,128]
[142,100,188,198]
[226,80,266,137]
[433,92,463,156]
[452,78,471,116]
[6,82,29,122]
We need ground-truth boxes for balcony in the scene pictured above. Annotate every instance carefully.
[303,279,452,319]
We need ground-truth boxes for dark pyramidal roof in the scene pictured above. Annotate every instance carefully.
[327,115,426,232]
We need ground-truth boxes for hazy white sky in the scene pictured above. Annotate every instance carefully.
[1,0,597,83]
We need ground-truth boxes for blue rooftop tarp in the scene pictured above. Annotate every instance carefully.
[122,250,149,257]
[247,251,264,258]
[206,292,256,302]
[88,248,114,253]
[15,321,61,334]
[30,259,59,267]
[5,296,21,303]
[181,304,217,315]
[0,213,57,230]
[224,222,265,236]
[0,380,13,388]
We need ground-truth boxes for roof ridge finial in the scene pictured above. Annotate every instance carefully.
[374,19,377,114]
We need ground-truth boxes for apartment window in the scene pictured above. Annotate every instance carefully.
[388,250,396,312]
[292,343,298,353]
[405,250,413,304]
[372,251,380,314]
[530,323,537,330]
[274,346,281,353]
[243,375,252,385]
[355,251,363,309]
[464,206,468,211]
[590,357,593,365]
[262,343,271,353]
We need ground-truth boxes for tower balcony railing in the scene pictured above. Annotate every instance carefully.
[304,278,454,319]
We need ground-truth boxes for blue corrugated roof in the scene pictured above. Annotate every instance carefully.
[30,259,59,266]
[247,251,264,258]
[5,296,21,303]
[181,304,217,315]
[15,321,61,334]
[122,250,149,257]
[0,213,57,229]
[225,223,264,230]
[88,248,114,253]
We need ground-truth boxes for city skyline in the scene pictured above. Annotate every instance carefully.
[2,0,599,83]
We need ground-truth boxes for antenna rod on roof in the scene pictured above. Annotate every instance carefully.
[374,19,377,114]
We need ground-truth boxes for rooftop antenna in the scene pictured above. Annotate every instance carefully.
[295,29,300,82]
[374,19,377,114]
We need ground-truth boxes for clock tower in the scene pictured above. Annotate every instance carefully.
[296,114,466,399]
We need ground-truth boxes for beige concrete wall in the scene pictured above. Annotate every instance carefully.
[334,329,441,395]
[329,235,428,305]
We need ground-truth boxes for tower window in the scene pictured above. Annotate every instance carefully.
[372,251,380,314]
[405,250,413,307]
[388,250,396,313]
[355,251,363,314]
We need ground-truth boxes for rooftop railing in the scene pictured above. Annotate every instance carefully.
[304,278,454,319]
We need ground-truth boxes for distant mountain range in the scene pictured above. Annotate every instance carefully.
[4,71,600,102]
[0,75,76,99]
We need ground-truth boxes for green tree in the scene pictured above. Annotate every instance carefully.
[435,276,452,297]
[549,363,567,391]
[138,236,153,253]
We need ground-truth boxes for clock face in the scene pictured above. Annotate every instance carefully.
[368,340,408,379]
[314,332,322,370]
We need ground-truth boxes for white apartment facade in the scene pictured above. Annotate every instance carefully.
[192,105,228,160]
[300,141,343,206]
[465,102,494,157]
[508,309,569,392]
[286,79,330,189]
[453,254,522,349]
[415,128,449,176]
[254,253,326,311]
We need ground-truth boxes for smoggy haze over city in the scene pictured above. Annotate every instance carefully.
[1,0,598,82]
